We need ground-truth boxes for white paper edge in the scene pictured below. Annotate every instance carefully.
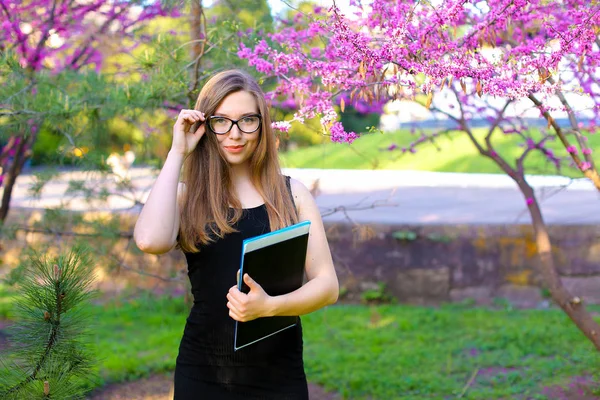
[243,220,311,253]
[234,321,297,351]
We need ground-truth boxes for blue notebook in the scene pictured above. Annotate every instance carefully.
[234,220,311,351]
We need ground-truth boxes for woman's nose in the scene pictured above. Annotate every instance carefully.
[229,124,242,138]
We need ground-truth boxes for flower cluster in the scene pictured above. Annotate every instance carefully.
[329,122,358,144]
[0,0,179,188]
[238,0,598,189]
[0,0,177,72]
[271,121,292,133]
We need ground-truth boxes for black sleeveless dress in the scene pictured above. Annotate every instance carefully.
[173,176,308,400]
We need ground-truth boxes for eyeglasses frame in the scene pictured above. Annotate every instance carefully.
[207,114,262,135]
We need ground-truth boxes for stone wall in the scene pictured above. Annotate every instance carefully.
[2,209,600,307]
[325,223,600,307]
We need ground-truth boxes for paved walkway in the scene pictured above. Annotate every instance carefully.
[6,167,599,225]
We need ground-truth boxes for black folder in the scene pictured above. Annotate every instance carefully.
[234,220,311,351]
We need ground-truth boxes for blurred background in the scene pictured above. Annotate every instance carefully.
[1,0,599,399]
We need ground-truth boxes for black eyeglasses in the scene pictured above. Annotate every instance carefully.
[207,114,262,135]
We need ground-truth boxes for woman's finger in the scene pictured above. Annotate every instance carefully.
[193,121,205,136]
[227,286,245,302]
[226,292,244,310]
[183,113,199,121]
[178,110,201,120]
[228,308,243,321]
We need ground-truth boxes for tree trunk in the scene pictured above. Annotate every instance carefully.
[583,169,600,192]
[0,135,29,222]
[188,0,205,98]
[520,183,600,350]
[455,94,600,349]
[191,1,204,63]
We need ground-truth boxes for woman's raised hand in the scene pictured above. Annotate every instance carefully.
[172,109,206,156]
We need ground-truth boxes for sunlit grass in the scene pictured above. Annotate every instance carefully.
[1,285,598,399]
[279,128,599,177]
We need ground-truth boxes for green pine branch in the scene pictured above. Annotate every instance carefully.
[0,245,98,400]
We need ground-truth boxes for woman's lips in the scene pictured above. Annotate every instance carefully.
[224,145,245,153]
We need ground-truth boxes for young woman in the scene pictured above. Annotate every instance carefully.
[133,69,339,399]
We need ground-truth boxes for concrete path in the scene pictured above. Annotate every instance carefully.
[6,167,599,225]
[287,169,599,225]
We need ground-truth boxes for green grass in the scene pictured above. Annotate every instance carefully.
[302,304,600,399]
[0,290,187,391]
[279,128,600,177]
[88,293,187,384]
[1,289,599,399]
[0,284,17,320]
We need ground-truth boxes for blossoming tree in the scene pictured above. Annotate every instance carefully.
[240,0,600,349]
[0,0,179,222]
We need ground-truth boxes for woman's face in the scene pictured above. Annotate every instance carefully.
[211,91,261,167]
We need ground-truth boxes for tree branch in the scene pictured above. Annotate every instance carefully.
[547,76,595,168]
[449,87,521,179]
[528,94,583,168]
[110,254,184,283]
[69,6,128,70]
[9,225,134,239]
[319,197,399,219]
[515,133,555,176]
[485,100,512,144]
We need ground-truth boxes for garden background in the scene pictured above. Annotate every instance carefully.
[1,0,599,399]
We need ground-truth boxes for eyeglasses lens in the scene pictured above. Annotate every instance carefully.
[209,116,261,134]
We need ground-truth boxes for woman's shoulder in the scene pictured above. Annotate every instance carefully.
[285,176,315,212]
[286,175,305,190]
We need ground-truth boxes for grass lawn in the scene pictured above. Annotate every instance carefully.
[303,304,600,399]
[279,128,600,177]
[2,289,598,399]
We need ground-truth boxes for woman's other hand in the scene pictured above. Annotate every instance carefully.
[226,274,273,322]
[172,109,206,156]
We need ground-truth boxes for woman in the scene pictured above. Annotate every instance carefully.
[133,69,339,399]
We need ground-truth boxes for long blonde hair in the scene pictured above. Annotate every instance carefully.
[178,69,298,252]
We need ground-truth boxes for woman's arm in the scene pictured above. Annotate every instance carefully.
[227,178,339,321]
[267,177,339,315]
[134,109,205,254]
[133,151,185,254]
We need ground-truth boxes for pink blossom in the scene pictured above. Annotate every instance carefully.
[566,146,578,154]
[237,44,253,59]
[2,0,180,72]
[254,40,270,56]
[526,198,534,205]
[582,148,593,155]
[526,138,536,149]
[330,122,358,144]
[271,121,292,133]
[237,0,600,159]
